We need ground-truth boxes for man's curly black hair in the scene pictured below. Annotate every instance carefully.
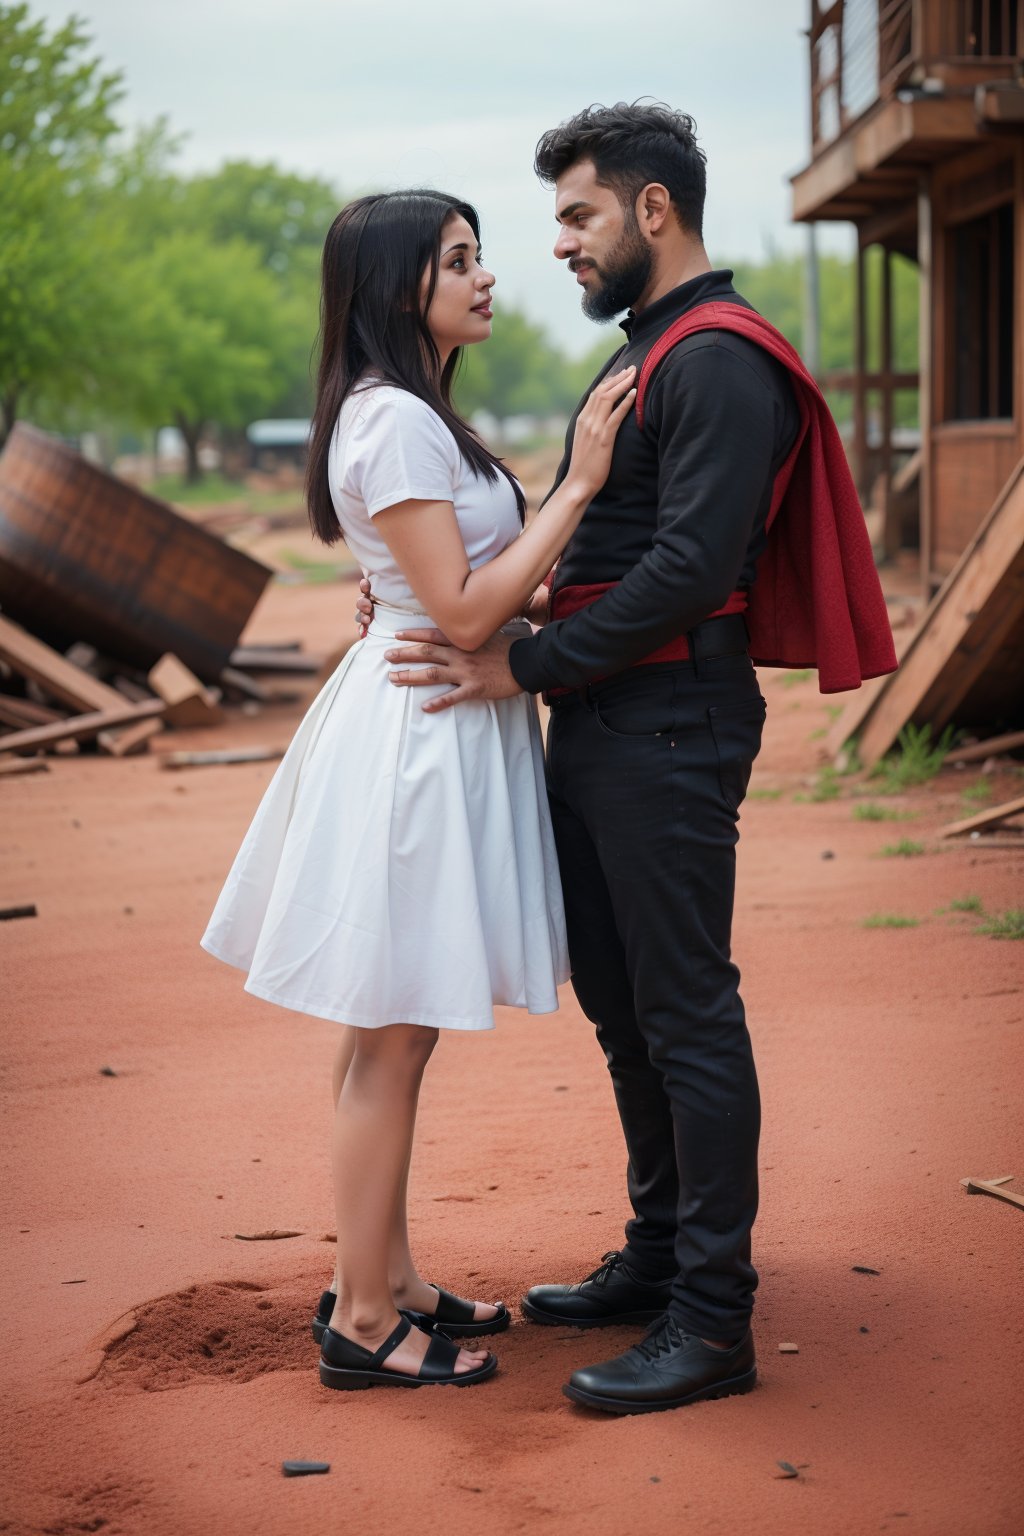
[534,100,707,239]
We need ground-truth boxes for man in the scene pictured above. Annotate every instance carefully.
[372,101,891,1415]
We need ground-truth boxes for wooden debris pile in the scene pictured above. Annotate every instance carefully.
[0,615,327,767]
[0,424,329,769]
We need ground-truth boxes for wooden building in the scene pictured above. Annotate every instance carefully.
[791,0,1023,593]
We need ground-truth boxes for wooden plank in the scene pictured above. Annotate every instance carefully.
[936,795,1024,840]
[964,1177,1024,1211]
[0,617,125,714]
[946,730,1024,765]
[0,757,50,777]
[97,718,165,757]
[219,666,271,702]
[0,695,64,730]
[891,446,921,497]
[229,646,324,674]
[111,676,153,704]
[148,654,224,727]
[159,746,284,769]
[0,698,165,756]
[829,456,1024,766]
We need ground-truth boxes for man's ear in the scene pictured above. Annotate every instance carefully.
[636,182,671,236]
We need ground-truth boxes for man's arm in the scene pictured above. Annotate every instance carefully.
[507,342,779,695]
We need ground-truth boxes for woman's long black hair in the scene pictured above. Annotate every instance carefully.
[306,189,525,544]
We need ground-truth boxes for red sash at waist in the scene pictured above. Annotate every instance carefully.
[544,583,748,698]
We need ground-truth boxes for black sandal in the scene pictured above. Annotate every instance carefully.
[318,1315,497,1391]
[408,1284,511,1338]
[311,1286,510,1344]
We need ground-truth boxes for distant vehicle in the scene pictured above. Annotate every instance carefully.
[246,419,312,470]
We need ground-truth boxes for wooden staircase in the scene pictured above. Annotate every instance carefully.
[828,456,1024,767]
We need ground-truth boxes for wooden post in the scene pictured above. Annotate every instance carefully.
[1016,143,1024,484]
[880,244,897,558]
[804,222,821,377]
[854,236,869,501]
[917,175,934,599]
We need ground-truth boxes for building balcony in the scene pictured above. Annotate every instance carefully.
[792,0,1022,223]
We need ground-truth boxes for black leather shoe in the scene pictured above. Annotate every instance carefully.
[521,1251,674,1329]
[563,1315,756,1415]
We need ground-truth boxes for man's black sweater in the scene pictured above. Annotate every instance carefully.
[508,269,800,695]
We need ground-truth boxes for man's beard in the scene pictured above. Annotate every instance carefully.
[580,213,653,322]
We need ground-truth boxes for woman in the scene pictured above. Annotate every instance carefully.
[201,189,635,1393]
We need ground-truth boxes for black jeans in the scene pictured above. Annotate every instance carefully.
[545,648,765,1340]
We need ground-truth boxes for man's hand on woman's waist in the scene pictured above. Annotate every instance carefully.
[384,630,522,712]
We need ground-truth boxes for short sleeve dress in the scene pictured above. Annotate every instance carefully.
[200,383,569,1030]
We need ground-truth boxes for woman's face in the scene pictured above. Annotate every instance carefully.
[421,212,495,361]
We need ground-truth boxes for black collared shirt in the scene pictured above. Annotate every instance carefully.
[508,269,800,694]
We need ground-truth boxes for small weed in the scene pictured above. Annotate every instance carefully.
[880,839,926,858]
[863,913,920,930]
[749,787,783,801]
[825,704,844,721]
[808,727,827,741]
[871,723,956,794]
[853,802,910,822]
[959,779,993,808]
[976,909,1024,941]
[837,739,863,776]
[781,669,814,689]
[949,895,984,914]
[279,550,353,584]
[794,766,841,803]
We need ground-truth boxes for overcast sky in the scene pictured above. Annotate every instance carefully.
[35,0,852,354]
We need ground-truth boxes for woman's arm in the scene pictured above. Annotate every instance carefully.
[371,367,634,653]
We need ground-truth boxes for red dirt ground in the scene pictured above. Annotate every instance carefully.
[3,572,1022,1536]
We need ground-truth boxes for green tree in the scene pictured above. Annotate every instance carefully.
[123,233,290,482]
[174,163,340,422]
[0,3,126,438]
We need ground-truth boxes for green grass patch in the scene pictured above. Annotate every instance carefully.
[837,739,863,776]
[853,802,911,822]
[780,668,814,689]
[949,895,984,914]
[148,472,249,506]
[959,779,993,808]
[808,727,827,741]
[976,909,1024,941]
[825,704,844,721]
[880,839,926,858]
[278,549,356,584]
[794,766,841,803]
[870,723,956,794]
[863,913,920,930]
[748,787,783,801]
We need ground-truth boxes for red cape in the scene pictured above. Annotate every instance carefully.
[636,302,898,693]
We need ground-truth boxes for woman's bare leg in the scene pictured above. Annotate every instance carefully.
[329,1023,483,1376]
[329,1027,498,1325]
[328,1027,357,1293]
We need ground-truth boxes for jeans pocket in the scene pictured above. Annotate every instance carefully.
[591,672,681,741]
[708,697,766,814]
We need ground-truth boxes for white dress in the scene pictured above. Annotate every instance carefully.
[201,383,569,1030]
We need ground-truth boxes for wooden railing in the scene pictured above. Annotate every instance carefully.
[939,0,1019,54]
[810,0,1021,150]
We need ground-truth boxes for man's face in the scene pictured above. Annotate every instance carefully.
[552,159,653,322]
